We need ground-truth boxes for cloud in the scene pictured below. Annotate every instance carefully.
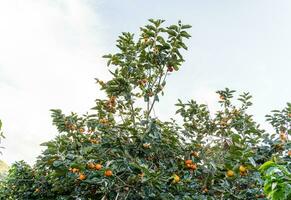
[0,0,108,165]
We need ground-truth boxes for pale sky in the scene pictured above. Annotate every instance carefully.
[0,0,290,165]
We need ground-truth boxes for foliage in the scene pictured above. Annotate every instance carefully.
[259,160,291,200]
[0,161,35,199]
[0,19,290,200]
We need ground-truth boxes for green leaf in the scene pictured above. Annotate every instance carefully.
[181,25,192,29]
[259,161,276,172]
[248,157,257,167]
[180,31,191,38]
[167,30,177,36]
[168,25,178,31]
[154,95,159,102]
[53,160,63,168]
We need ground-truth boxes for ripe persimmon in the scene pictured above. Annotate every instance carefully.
[95,164,102,170]
[138,79,147,86]
[279,132,287,142]
[239,165,247,173]
[138,173,144,178]
[226,170,234,177]
[185,160,193,165]
[71,168,79,173]
[99,118,109,125]
[104,169,113,177]
[90,139,99,144]
[191,151,199,157]
[189,163,197,170]
[87,162,95,169]
[69,124,77,131]
[79,173,86,180]
[143,143,151,149]
[185,163,191,168]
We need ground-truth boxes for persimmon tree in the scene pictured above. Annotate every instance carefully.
[0,19,290,200]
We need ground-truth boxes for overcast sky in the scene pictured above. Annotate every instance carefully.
[0,0,290,165]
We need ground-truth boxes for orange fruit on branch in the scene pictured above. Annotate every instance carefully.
[191,151,199,158]
[89,139,99,144]
[104,169,113,177]
[138,79,147,86]
[69,124,77,131]
[95,164,102,170]
[185,159,193,165]
[87,162,96,169]
[226,170,234,177]
[185,163,191,168]
[79,128,85,133]
[279,132,287,142]
[189,163,197,170]
[70,168,80,173]
[202,188,208,193]
[239,165,247,173]
[99,118,109,125]
[79,173,86,180]
[143,143,151,149]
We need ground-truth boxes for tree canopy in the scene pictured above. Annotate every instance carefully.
[0,19,290,200]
